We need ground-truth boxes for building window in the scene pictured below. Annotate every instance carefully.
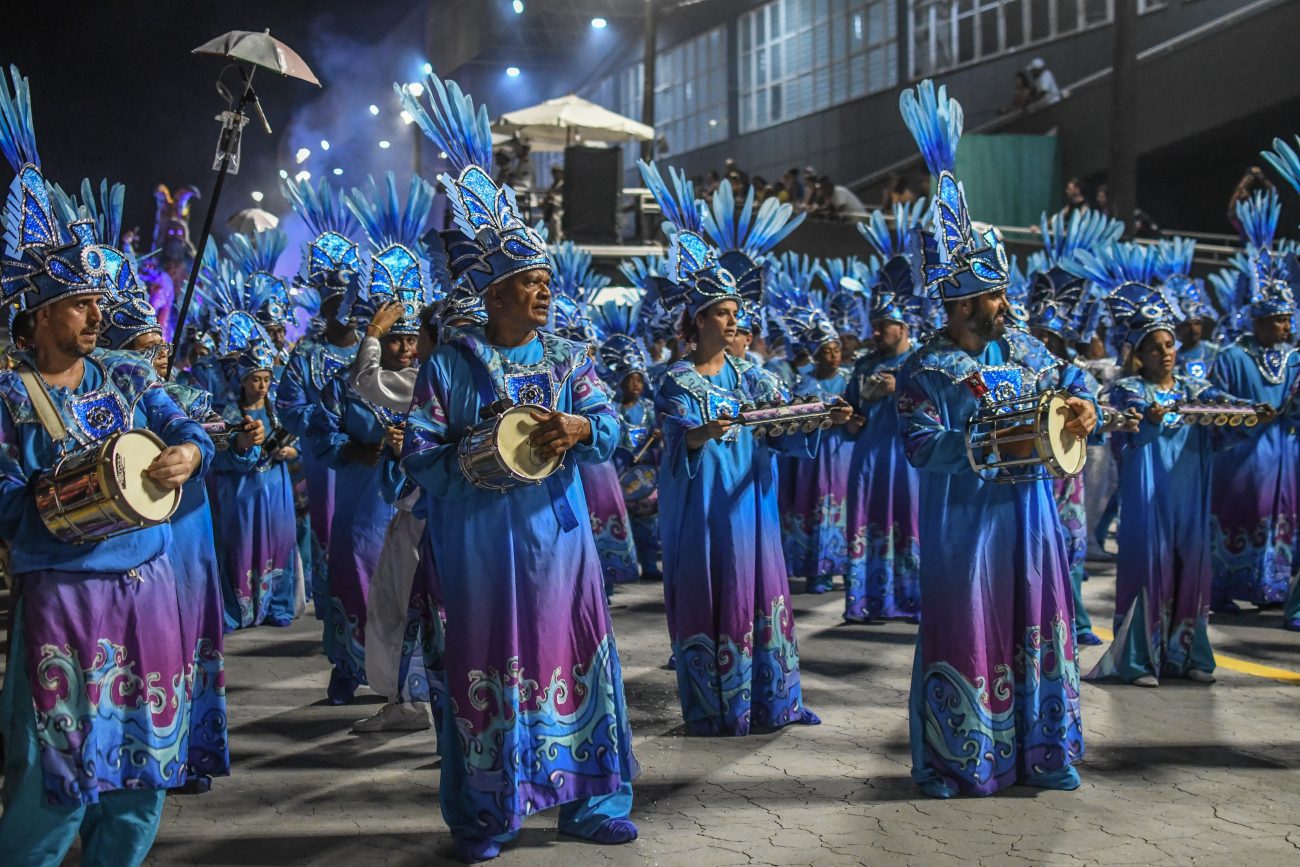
[910,0,1116,78]
[652,26,729,155]
[739,0,899,135]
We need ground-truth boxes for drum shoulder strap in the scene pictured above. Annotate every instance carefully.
[17,364,69,442]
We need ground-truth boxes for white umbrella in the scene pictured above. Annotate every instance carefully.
[493,95,654,152]
[227,208,279,234]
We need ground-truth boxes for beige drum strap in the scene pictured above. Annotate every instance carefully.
[17,363,70,443]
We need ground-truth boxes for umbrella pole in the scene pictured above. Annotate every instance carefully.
[166,73,257,379]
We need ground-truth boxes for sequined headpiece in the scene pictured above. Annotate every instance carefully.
[1103,281,1177,352]
[282,176,364,301]
[639,160,745,318]
[402,75,549,294]
[345,173,438,335]
[546,242,605,344]
[701,179,804,308]
[769,264,838,357]
[1235,190,1294,318]
[590,299,650,388]
[900,81,1010,301]
[194,240,281,383]
[621,256,677,343]
[820,258,871,337]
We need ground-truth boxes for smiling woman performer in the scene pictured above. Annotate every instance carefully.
[399,75,637,863]
[640,160,843,737]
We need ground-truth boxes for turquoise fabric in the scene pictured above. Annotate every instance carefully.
[953,134,1065,228]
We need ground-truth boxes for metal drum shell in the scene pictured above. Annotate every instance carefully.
[457,403,560,492]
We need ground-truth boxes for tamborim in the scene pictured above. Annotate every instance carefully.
[458,403,562,492]
[34,429,181,543]
[964,389,1087,483]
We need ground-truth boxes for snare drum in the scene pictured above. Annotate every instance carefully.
[458,403,562,492]
[964,389,1087,482]
[34,429,182,543]
[618,464,659,514]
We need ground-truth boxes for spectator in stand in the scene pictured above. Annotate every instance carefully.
[1000,70,1033,114]
[705,170,722,196]
[829,177,868,220]
[542,165,564,241]
[723,157,750,189]
[1227,167,1274,238]
[1026,57,1061,104]
[1095,183,1111,217]
[1060,177,1090,220]
[782,167,805,205]
[882,173,918,209]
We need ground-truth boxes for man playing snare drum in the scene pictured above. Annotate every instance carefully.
[892,80,1097,800]
[399,74,637,863]
[0,162,213,864]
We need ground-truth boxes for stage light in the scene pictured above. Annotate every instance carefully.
[422,62,433,75]
[439,151,448,159]
[333,167,344,176]
[320,139,330,150]
[251,191,264,202]
[709,118,719,127]
[379,140,391,149]
[295,170,311,182]
[278,169,289,179]
[369,104,380,116]
[400,110,414,125]
[295,147,311,164]
[512,0,524,14]
[406,82,425,98]
[591,17,607,29]
[506,66,521,78]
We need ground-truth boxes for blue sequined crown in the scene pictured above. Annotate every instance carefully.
[1103,282,1177,351]
[345,173,439,335]
[283,177,365,300]
[401,76,549,294]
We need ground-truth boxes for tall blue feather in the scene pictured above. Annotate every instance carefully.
[0,65,38,171]
[346,173,435,250]
[282,176,359,237]
[1236,189,1280,251]
[637,160,704,234]
[1262,135,1300,196]
[400,75,494,175]
[899,80,963,177]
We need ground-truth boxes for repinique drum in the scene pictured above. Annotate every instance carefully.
[618,464,658,505]
[458,403,562,492]
[34,429,181,543]
[964,389,1087,482]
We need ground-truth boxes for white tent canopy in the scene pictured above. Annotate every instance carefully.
[492,94,654,152]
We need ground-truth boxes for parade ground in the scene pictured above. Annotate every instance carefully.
[138,563,1300,867]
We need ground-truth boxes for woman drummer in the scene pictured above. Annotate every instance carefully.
[1085,283,1272,687]
[640,160,850,736]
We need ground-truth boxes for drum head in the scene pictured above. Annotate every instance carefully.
[497,405,561,480]
[1045,396,1087,475]
[108,430,180,522]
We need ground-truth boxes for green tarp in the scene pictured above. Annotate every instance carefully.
[952,133,1064,228]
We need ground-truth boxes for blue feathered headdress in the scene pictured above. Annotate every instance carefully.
[345,173,438,335]
[1235,190,1293,318]
[589,298,650,387]
[701,179,804,306]
[1262,135,1300,199]
[639,160,742,318]
[768,271,838,357]
[821,257,871,337]
[1102,281,1177,352]
[547,242,606,343]
[900,80,1010,301]
[224,230,291,328]
[859,199,928,307]
[0,67,113,313]
[283,176,364,301]
[401,75,548,294]
[193,240,278,391]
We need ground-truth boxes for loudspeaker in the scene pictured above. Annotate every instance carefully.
[562,146,621,243]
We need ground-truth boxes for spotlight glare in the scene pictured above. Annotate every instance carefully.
[591,17,607,29]
[320,139,330,150]
[421,61,433,75]
[379,140,391,149]
[439,151,448,159]
[294,147,311,164]
[278,169,289,179]
[406,82,425,98]
[295,170,311,182]
[333,167,344,176]
[512,0,524,13]
[506,66,521,78]
[400,110,414,125]
[250,191,264,202]
[369,104,380,116]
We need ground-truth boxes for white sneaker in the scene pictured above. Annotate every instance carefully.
[1132,675,1159,688]
[351,701,432,733]
[1185,669,1216,684]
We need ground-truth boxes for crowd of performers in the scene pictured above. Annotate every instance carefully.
[2,62,1300,865]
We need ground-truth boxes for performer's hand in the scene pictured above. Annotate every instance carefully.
[342,439,385,467]
[877,372,896,396]
[1255,403,1279,426]
[147,442,202,490]
[1144,405,1168,427]
[273,446,298,462]
[686,416,734,450]
[366,301,405,339]
[528,410,592,460]
[829,402,854,426]
[384,425,405,455]
[235,415,265,451]
[1063,396,1097,438]
[846,413,867,435]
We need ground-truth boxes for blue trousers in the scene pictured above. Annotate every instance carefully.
[0,607,167,866]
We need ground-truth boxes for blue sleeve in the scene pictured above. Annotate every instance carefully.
[0,406,28,540]
[275,349,314,437]
[567,356,618,463]
[141,384,215,478]
[401,355,472,500]
[896,367,973,475]
[306,378,350,469]
[1112,382,1163,450]
[654,379,707,480]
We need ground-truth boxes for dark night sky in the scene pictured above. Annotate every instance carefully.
[6,2,428,247]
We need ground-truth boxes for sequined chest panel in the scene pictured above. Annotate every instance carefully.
[310,345,355,392]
